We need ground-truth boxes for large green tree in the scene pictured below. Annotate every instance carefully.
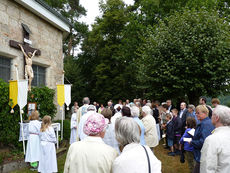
[138,8,230,104]
[44,0,88,56]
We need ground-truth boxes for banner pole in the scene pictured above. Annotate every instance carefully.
[20,109,26,155]
[61,106,64,140]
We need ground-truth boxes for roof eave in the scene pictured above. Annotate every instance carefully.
[14,0,72,35]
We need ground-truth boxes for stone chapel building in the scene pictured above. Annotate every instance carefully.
[0,0,71,119]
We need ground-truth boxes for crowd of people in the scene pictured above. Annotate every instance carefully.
[24,96,230,173]
[67,97,230,173]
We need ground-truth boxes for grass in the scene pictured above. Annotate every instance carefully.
[10,140,190,173]
[11,153,67,173]
[154,140,190,173]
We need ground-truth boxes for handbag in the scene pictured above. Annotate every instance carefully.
[142,145,151,173]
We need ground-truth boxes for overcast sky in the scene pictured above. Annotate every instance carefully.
[79,0,134,28]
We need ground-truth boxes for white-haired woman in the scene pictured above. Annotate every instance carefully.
[113,117,161,173]
[130,106,146,145]
[141,106,159,150]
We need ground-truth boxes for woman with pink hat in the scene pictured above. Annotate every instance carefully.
[64,113,118,173]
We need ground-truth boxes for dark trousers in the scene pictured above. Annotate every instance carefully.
[192,162,200,173]
[185,151,195,173]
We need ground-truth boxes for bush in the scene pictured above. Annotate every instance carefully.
[0,79,56,149]
[54,119,70,141]
[27,86,57,119]
[0,79,22,149]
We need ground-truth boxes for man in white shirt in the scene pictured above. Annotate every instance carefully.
[200,105,230,173]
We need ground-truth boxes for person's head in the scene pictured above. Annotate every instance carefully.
[83,113,109,138]
[186,117,196,128]
[114,104,122,113]
[118,100,123,105]
[107,101,112,107]
[87,105,96,112]
[145,102,152,108]
[126,99,130,104]
[133,99,137,104]
[101,108,112,122]
[180,102,186,110]
[142,99,147,105]
[41,115,52,132]
[141,105,151,117]
[195,105,209,121]
[155,100,160,107]
[83,97,90,104]
[30,111,39,120]
[74,102,78,106]
[100,104,104,108]
[130,106,140,118]
[135,101,141,108]
[162,103,169,112]
[166,99,172,107]
[199,96,207,105]
[93,101,97,106]
[212,105,230,127]
[171,108,178,117]
[122,106,131,117]
[28,52,33,58]
[115,117,140,146]
[187,104,195,113]
[211,98,220,108]
[166,113,172,121]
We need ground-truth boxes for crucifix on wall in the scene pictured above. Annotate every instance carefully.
[9,23,41,91]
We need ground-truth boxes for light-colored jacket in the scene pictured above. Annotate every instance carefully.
[113,143,161,173]
[142,115,159,147]
[200,126,230,173]
[64,136,118,173]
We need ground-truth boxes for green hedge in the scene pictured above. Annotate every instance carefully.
[55,119,70,141]
[0,79,56,149]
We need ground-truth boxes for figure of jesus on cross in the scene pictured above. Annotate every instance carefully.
[18,44,37,91]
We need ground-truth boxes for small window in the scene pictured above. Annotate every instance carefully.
[0,56,11,82]
[32,65,46,87]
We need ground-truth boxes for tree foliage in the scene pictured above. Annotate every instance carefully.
[44,0,88,56]
[44,0,230,104]
[138,8,230,104]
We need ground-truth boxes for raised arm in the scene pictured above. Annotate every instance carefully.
[32,50,37,57]
[18,44,27,57]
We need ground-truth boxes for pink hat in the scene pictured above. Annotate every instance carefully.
[83,113,109,136]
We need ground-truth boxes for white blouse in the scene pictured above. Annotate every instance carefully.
[113,143,161,173]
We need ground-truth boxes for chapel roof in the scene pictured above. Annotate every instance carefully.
[34,0,73,27]
[14,0,73,34]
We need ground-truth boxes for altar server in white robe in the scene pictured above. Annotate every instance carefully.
[70,112,77,144]
[38,116,57,173]
[25,111,41,170]
[76,97,90,140]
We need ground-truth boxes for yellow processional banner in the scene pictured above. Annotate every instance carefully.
[9,80,18,109]
[57,84,65,108]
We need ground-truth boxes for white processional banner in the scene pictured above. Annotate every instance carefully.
[17,80,28,110]
[64,84,71,110]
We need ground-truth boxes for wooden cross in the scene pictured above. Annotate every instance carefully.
[9,23,41,57]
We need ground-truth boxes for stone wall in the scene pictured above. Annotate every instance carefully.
[0,0,65,120]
